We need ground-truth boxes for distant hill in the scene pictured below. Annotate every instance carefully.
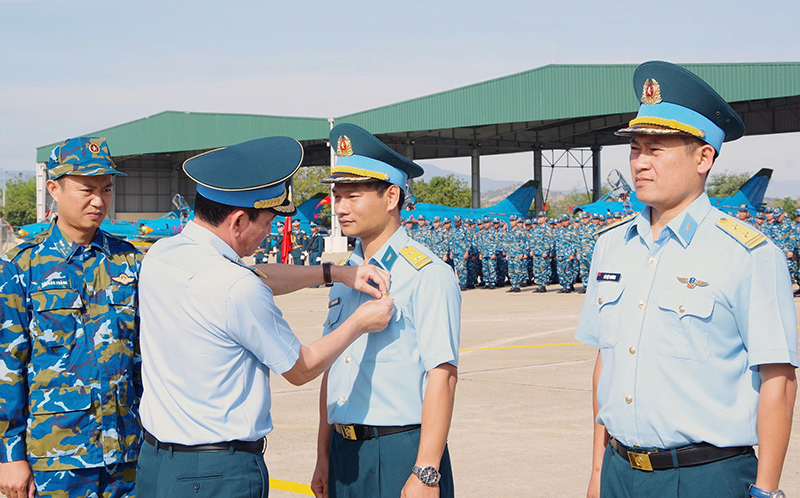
[416,162,521,194]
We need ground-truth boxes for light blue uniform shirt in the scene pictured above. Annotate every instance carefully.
[139,222,301,444]
[324,227,461,426]
[576,194,798,449]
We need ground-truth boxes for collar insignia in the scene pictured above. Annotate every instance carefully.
[641,78,662,105]
[113,274,135,285]
[677,276,708,289]
[336,135,354,157]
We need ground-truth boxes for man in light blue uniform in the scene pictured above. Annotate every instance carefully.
[576,61,797,498]
[136,137,395,498]
[312,124,460,498]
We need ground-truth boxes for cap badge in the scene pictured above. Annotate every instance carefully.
[336,135,354,157]
[89,143,100,154]
[641,78,662,105]
[677,276,708,289]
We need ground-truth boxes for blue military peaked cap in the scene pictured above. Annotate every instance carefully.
[756,212,766,220]
[559,214,569,221]
[183,136,302,215]
[453,214,462,222]
[433,216,441,222]
[616,61,745,154]
[765,206,774,213]
[580,211,590,218]
[738,204,748,211]
[537,211,547,217]
[323,123,424,188]
[443,217,451,223]
[774,207,784,216]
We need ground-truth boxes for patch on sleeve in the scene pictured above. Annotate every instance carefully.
[716,217,767,250]
[399,245,432,270]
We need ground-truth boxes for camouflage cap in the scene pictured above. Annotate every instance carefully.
[47,137,124,180]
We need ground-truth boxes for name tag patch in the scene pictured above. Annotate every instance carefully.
[596,272,621,282]
[328,297,341,308]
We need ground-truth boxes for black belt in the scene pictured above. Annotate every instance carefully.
[609,438,750,471]
[333,423,420,441]
[144,431,266,453]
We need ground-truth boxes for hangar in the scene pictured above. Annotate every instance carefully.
[35,62,800,222]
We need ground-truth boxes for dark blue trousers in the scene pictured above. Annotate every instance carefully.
[329,427,454,498]
[135,440,269,498]
[600,443,757,498]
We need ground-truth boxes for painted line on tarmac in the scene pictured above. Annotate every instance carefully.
[460,341,582,352]
[269,478,314,495]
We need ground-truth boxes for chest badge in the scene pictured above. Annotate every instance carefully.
[677,276,708,289]
[113,274,135,285]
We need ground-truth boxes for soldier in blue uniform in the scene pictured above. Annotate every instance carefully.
[307,222,325,266]
[576,61,797,498]
[465,218,481,289]
[504,216,529,292]
[478,219,499,288]
[0,138,140,498]
[449,215,470,291]
[274,221,285,263]
[554,214,577,293]
[291,220,307,265]
[493,218,509,286]
[312,124,460,498]
[530,212,552,293]
[441,217,454,269]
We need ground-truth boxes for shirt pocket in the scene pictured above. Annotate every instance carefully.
[656,290,714,361]
[30,289,83,350]
[596,283,626,348]
[107,284,137,340]
[27,385,94,459]
[365,303,405,363]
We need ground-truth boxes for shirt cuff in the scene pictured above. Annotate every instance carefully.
[748,348,800,371]
[574,328,600,348]
[0,435,27,462]
[422,350,458,372]
[267,336,302,376]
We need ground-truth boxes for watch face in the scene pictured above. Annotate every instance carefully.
[772,492,786,498]
[414,466,441,486]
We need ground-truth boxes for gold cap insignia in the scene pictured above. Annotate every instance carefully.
[336,135,354,157]
[89,143,100,153]
[641,78,662,105]
[113,274,134,285]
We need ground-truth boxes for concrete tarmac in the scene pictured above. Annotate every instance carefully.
[265,285,800,498]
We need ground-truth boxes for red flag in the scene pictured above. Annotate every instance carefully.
[281,217,293,264]
[315,195,331,208]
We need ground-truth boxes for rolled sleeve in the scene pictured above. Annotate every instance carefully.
[226,276,301,375]
[741,244,799,370]
[412,264,461,371]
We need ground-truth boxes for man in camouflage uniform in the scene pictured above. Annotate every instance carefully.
[554,214,577,293]
[576,213,600,294]
[505,216,529,293]
[464,219,480,289]
[0,138,140,498]
[449,215,470,291]
[441,218,454,269]
[478,218,499,289]
[409,215,430,248]
[493,219,508,287]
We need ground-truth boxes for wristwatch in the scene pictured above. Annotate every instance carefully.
[411,465,441,486]
[322,262,333,287]
[749,484,786,498]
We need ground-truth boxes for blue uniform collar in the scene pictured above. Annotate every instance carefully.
[180,221,241,262]
[349,226,409,272]
[625,193,712,248]
[45,218,113,261]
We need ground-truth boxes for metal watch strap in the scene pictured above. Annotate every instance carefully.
[322,262,333,287]
[412,465,441,486]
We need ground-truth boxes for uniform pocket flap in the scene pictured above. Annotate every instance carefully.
[31,289,82,312]
[658,292,714,319]
[30,385,92,415]
[596,283,625,309]
[107,284,135,306]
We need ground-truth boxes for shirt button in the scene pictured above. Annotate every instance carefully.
[678,305,685,313]
[638,300,644,309]
[625,396,633,404]
[340,396,348,403]
[344,356,351,363]
[598,298,603,305]
[648,257,656,265]
[629,347,636,355]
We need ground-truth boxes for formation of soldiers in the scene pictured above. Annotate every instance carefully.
[254,220,325,265]
[737,205,800,296]
[404,211,628,293]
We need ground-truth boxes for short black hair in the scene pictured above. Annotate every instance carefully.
[194,192,262,227]
[370,181,405,213]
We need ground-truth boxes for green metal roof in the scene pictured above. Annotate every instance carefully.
[36,111,329,162]
[36,62,800,162]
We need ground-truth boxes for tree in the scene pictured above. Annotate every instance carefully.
[706,170,751,197]
[292,166,330,206]
[545,186,611,218]
[1,173,36,226]
[774,197,798,215]
[412,175,471,208]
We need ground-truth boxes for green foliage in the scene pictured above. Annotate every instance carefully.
[292,166,329,205]
[413,175,471,208]
[1,173,36,226]
[705,170,752,198]
[774,197,798,215]
[545,186,611,218]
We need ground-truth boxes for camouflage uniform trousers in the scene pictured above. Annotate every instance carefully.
[532,255,550,287]
[481,256,497,286]
[508,256,527,287]
[579,252,592,286]
[33,462,136,498]
[454,256,469,286]
[556,255,575,290]
[496,254,508,284]
[467,254,481,286]
[526,256,534,284]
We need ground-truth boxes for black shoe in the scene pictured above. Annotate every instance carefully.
[578,287,587,294]
[794,288,800,296]
[488,285,496,289]
[513,287,521,293]
[466,284,475,290]
[564,288,572,294]
[459,284,467,291]
[536,286,547,293]
[556,288,566,293]
[505,287,516,293]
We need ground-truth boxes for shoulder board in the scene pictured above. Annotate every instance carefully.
[399,245,432,270]
[595,213,637,236]
[716,217,767,250]
[224,255,268,279]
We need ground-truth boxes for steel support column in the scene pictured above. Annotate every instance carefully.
[471,147,480,208]
[405,143,415,194]
[592,145,601,202]
[533,148,543,213]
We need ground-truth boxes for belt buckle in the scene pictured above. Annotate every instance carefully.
[627,450,654,471]
[338,424,357,441]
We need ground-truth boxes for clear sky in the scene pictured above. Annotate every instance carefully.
[1,0,798,193]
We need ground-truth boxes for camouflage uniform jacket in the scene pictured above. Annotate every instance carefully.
[530,225,553,256]
[554,227,578,257]
[506,228,528,258]
[0,221,142,471]
[769,221,794,256]
[449,226,470,259]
